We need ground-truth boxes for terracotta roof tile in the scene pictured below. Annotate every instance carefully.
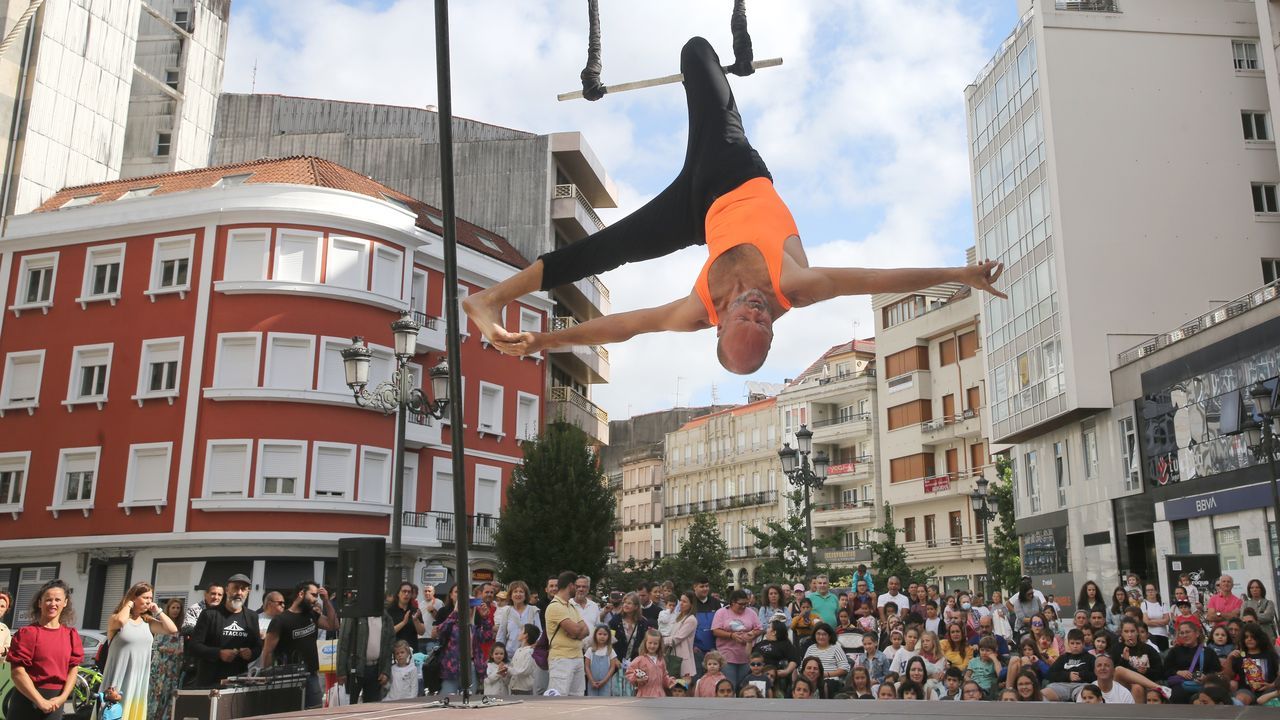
[34,156,529,269]
[789,338,877,387]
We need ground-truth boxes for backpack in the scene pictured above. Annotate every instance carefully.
[532,624,552,670]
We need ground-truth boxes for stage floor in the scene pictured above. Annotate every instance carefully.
[255,695,1275,720]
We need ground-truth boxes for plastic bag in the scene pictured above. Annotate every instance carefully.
[325,684,349,708]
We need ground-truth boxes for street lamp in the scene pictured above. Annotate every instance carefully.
[1227,378,1280,600]
[779,424,829,578]
[970,475,995,598]
[341,310,451,592]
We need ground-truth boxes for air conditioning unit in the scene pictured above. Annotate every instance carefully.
[962,408,977,420]
[924,419,943,431]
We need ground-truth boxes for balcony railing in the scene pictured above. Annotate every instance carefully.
[549,317,610,362]
[1117,279,1279,366]
[728,545,775,559]
[811,413,872,429]
[410,310,438,330]
[1055,0,1119,11]
[812,499,875,513]
[663,491,778,518]
[403,510,498,546]
[548,385,608,423]
[826,456,872,477]
[553,184,605,231]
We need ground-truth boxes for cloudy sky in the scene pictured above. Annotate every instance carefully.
[224,1,1021,420]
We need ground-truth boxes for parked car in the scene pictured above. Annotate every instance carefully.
[78,630,107,667]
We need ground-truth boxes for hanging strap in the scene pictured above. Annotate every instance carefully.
[580,0,606,101]
[728,0,754,76]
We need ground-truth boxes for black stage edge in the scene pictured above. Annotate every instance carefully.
[248,696,1274,720]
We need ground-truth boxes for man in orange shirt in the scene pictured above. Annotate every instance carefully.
[465,34,1004,374]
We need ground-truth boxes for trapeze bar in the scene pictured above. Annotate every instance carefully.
[557,57,783,101]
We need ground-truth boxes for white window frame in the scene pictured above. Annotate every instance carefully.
[121,442,173,513]
[317,336,354,395]
[223,229,270,281]
[50,446,101,517]
[273,230,323,284]
[64,343,113,410]
[11,252,58,315]
[77,243,126,307]
[263,332,316,390]
[410,269,429,315]
[311,442,357,500]
[213,332,262,389]
[1119,417,1141,492]
[370,245,404,299]
[1025,450,1040,513]
[1253,183,1279,214]
[325,236,370,290]
[477,381,504,438]
[473,463,502,518]
[0,350,45,415]
[203,439,253,498]
[256,440,307,499]
[517,307,541,359]
[0,451,31,516]
[134,337,184,405]
[1243,111,1272,143]
[358,446,393,505]
[515,391,539,441]
[1234,39,1260,71]
[147,234,195,299]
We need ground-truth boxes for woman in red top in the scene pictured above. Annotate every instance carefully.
[7,580,83,720]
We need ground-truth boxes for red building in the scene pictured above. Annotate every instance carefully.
[0,157,549,629]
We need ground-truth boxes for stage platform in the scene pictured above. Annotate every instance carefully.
[254,695,1275,720]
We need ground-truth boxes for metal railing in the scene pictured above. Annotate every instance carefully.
[1055,0,1119,11]
[548,385,608,423]
[411,310,438,330]
[662,491,778,518]
[1117,280,1279,366]
[548,317,610,362]
[826,456,872,476]
[811,413,872,429]
[553,184,605,231]
[728,545,774,559]
[403,510,498,546]
[812,499,876,513]
[899,535,986,552]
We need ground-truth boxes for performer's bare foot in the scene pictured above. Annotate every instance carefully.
[462,293,515,346]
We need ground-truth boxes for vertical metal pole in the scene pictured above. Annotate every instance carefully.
[981,507,991,598]
[434,0,472,697]
[1264,423,1280,603]
[389,368,408,592]
[804,469,814,579]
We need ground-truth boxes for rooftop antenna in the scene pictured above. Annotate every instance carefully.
[675,376,683,408]
[250,58,257,93]
[711,383,719,406]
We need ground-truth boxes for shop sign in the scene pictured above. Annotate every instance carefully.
[924,475,951,493]
[421,565,449,586]
[1162,480,1276,522]
[472,568,495,582]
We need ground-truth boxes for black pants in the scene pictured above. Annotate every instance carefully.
[7,688,64,720]
[349,664,383,703]
[538,36,771,290]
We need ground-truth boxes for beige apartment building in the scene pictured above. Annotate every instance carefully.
[664,397,782,588]
[874,278,995,595]
[616,444,665,563]
[775,341,879,565]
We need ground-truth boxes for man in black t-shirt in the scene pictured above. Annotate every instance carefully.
[262,581,338,708]
[188,574,262,688]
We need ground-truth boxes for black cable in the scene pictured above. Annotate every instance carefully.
[729,0,754,76]
[580,0,606,100]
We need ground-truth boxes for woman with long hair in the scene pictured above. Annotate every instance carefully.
[7,580,82,720]
[1228,623,1280,705]
[756,585,789,627]
[607,591,649,696]
[101,582,178,720]
[146,598,186,720]
[1140,584,1170,652]
[752,619,797,695]
[664,591,698,684]
[1077,581,1106,618]
[940,622,973,671]
[0,591,12,662]
[1013,668,1044,701]
[902,656,940,700]
[802,623,849,697]
[797,656,829,699]
[435,592,495,695]
[1107,586,1129,634]
[1027,612,1063,660]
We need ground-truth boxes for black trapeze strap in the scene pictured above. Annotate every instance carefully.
[580,0,606,101]
[729,0,754,76]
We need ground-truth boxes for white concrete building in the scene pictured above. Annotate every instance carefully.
[966,0,1280,602]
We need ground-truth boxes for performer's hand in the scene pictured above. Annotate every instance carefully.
[962,259,1007,299]
[494,331,544,357]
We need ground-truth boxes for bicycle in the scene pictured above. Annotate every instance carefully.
[71,665,103,720]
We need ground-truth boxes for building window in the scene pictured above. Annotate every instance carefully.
[1215,527,1244,571]
[1171,519,1191,555]
[1025,450,1040,513]
[0,452,30,508]
[15,253,57,309]
[1253,183,1279,213]
[518,308,541,334]
[137,338,182,399]
[274,231,322,283]
[80,244,125,303]
[474,464,501,517]
[173,8,190,30]
[204,440,251,497]
[257,441,305,498]
[1243,111,1271,141]
[164,68,180,90]
[940,338,957,366]
[67,344,112,405]
[515,392,539,441]
[477,382,504,435]
[1234,40,1260,70]
[312,443,356,499]
[156,132,172,157]
[1264,258,1280,285]
[357,446,392,505]
[326,236,369,290]
[214,333,261,388]
[264,333,315,390]
[904,517,916,543]
[150,236,193,293]
[924,514,937,547]
[1,351,44,411]
[371,246,402,298]
[411,270,429,315]
[1081,425,1099,480]
[1119,417,1140,491]
[223,229,269,281]
[124,443,172,506]
[1053,440,1068,507]
[55,447,100,508]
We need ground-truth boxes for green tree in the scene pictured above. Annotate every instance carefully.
[599,557,663,596]
[748,489,840,586]
[668,513,730,593]
[494,421,614,586]
[986,456,1022,597]
[867,504,936,587]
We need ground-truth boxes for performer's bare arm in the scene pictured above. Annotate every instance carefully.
[784,259,1007,307]
[494,295,708,356]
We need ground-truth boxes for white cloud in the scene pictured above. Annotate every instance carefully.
[224,0,1003,420]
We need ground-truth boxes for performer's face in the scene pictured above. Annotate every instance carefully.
[717,288,773,374]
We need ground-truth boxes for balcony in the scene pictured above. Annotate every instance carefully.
[811,499,875,528]
[662,491,778,518]
[883,468,994,507]
[548,385,609,444]
[551,183,605,242]
[546,317,610,383]
[885,369,930,400]
[728,545,775,560]
[413,310,446,353]
[811,413,872,443]
[402,510,498,547]
[1055,0,1118,11]
[920,409,981,445]
[899,535,987,565]
[823,456,873,486]
[405,410,443,448]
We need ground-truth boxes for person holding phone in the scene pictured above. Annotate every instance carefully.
[435,594,495,695]
[389,583,425,648]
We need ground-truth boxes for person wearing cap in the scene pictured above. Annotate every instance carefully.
[186,574,262,688]
[852,565,876,594]
[787,584,805,619]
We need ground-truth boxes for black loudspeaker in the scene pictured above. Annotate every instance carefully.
[337,537,385,618]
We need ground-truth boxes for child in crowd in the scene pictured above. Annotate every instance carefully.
[508,624,539,695]
[1144,687,1168,704]
[1207,625,1234,660]
[875,682,897,700]
[626,628,673,698]
[714,679,736,697]
[739,651,772,697]
[657,595,679,639]
[791,677,816,699]
[938,667,964,700]
[965,636,1001,697]
[1171,599,1200,631]
[482,643,511,697]
[585,625,619,697]
[98,687,123,720]
[1091,633,1111,657]
[386,640,420,700]
[669,679,689,697]
[791,598,819,646]
[998,688,1019,701]
[1077,684,1104,704]
[846,665,875,699]
[695,651,728,697]
[738,684,762,698]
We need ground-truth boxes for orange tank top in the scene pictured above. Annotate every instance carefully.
[694,177,798,325]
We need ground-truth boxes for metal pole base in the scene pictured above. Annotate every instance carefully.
[420,695,524,710]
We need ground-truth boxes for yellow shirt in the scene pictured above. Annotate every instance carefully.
[546,596,584,661]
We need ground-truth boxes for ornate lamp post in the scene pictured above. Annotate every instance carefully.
[779,424,829,578]
[970,475,995,598]
[1235,379,1280,600]
[341,311,450,591]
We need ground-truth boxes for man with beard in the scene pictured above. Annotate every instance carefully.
[262,581,338,708]
[188,574,261,687]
